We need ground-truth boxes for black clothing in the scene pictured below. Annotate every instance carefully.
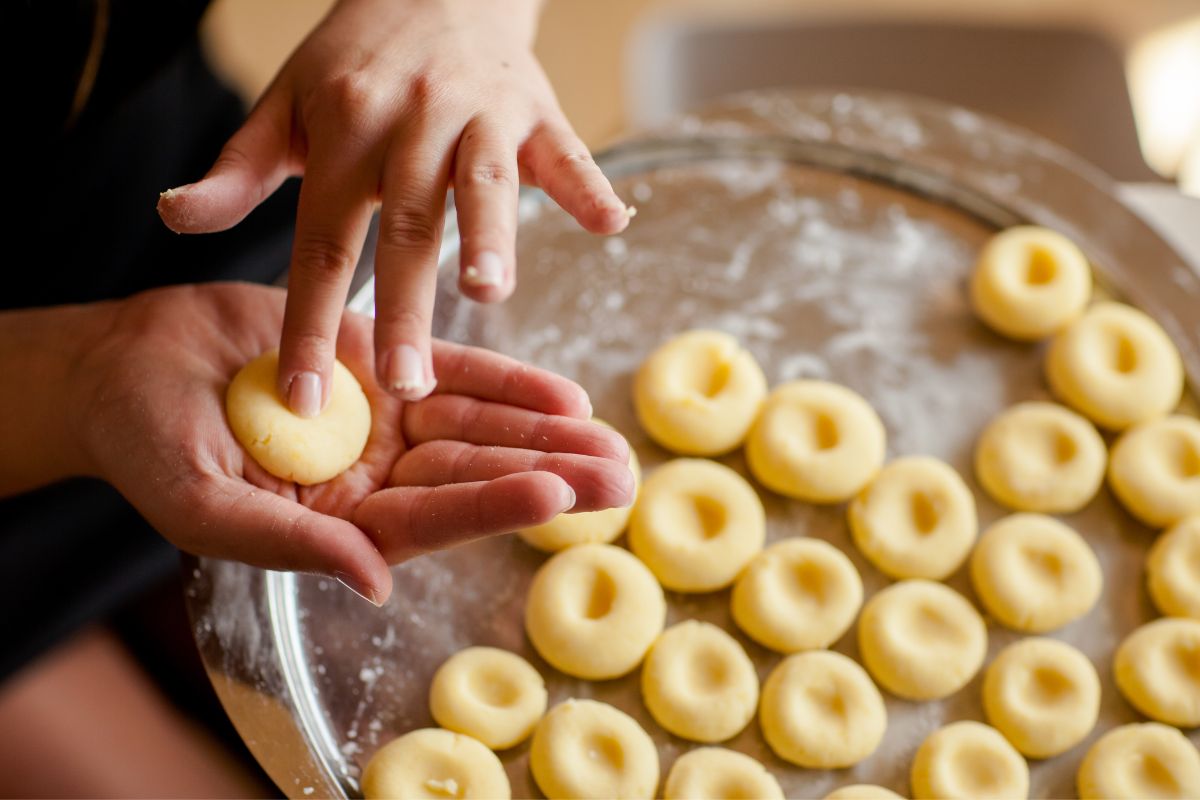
[3,3,298,682]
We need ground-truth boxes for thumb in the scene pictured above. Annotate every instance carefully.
[158,93,294,234]
[185,475,393,606]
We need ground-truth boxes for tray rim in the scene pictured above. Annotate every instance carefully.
[193,88,1200,799]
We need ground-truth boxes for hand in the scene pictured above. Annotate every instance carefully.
[69,283,634,605]
[157,0,630,417]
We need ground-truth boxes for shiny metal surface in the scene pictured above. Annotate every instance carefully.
[186,89,1200,799]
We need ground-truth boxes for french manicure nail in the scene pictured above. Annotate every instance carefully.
[625,205,638,219]
[463,251,505,288]
[288,371,322,418]
[334,572,383,607]
[561,486,577,513]
[385,345,428,396]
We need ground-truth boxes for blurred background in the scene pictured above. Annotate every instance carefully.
[204,0,1200,194]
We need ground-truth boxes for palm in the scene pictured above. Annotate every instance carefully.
[81,283,632,605]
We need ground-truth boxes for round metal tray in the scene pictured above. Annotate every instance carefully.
[186,89,1200,799]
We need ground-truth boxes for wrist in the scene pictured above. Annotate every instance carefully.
[0,300,120,496]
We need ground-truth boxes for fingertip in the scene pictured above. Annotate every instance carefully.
[551,383,592,420]
[156,174,257,234]
[156,184,196,233]
[378,344,437,402]
[595,460,637,511]
[588,422,631,464]
[461,250,507,289]
[332,551,393,607]
[572,197,630,236]
[501,470,575,521]
[459,250,514,304]
[286,369,324,418]
[599,202,636,235]
[616,463,637,507]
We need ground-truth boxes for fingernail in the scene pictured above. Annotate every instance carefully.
[625,205,638,219]
[585,398,594,419]
[288,371,322,418]
[384,345,429,396]
[463,251,505,288]
[561,486,577,513]
[334,572,383,607]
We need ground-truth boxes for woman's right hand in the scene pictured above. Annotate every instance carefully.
[53,282,633,604]
[158,0,631,423]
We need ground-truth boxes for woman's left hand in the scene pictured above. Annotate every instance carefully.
[70,282,634,606]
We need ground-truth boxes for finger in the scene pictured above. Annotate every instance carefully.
[354,471,575,563]
[181,476,392,605]
[391,441,635,510]
[158,92,294,234]
[373,125,457,401]
[402,395,629,462]
[277,135,377,417]
[521,121,630,235]
[431,340,591,417]
[453,117,519,303]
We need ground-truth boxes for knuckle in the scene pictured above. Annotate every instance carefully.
[214,142,254,172]
[282,330,336,369]
[450,443,478,480]
[380,205,441,250]
[460,161,516,190]
[375,305,426,335]
[405,73,443,111]
[552,149,594,174]
[464,225,510,247]
[294,234,357,281]
[317,71,390,125]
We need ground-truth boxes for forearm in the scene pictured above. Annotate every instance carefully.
[0,301,117,497]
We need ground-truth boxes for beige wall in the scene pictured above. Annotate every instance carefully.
[203,0,1200,178]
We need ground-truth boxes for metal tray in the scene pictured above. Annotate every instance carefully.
[186,89,1200,799]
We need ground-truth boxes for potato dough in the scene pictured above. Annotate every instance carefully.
[1109,416,1200,528]
[745,380,887,503]
[361,728,510,800]
[530,699,659,800]
[641,620,758,743]
[663,748,783,800]
[1148,516,1200,619]
[760,650,887,769]
[974,402,1107,513]
[524,544,665,680]
[823,787,904,800]
[1114,617,1200,728]
[982,637,1100,758]
[731,537,863,653]
[911,721,1029,800]
[970,514,1102,633]
[629,459,766,592]
[848,457,977,580]
[1077,722,1200,799]
[520,421,642,552]
[858,580,987,701]
[969,225,1092,341]
[634,330,768,456]
[428,646,547,750]
[226,349,371,485]
[1045,302,1184,430]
